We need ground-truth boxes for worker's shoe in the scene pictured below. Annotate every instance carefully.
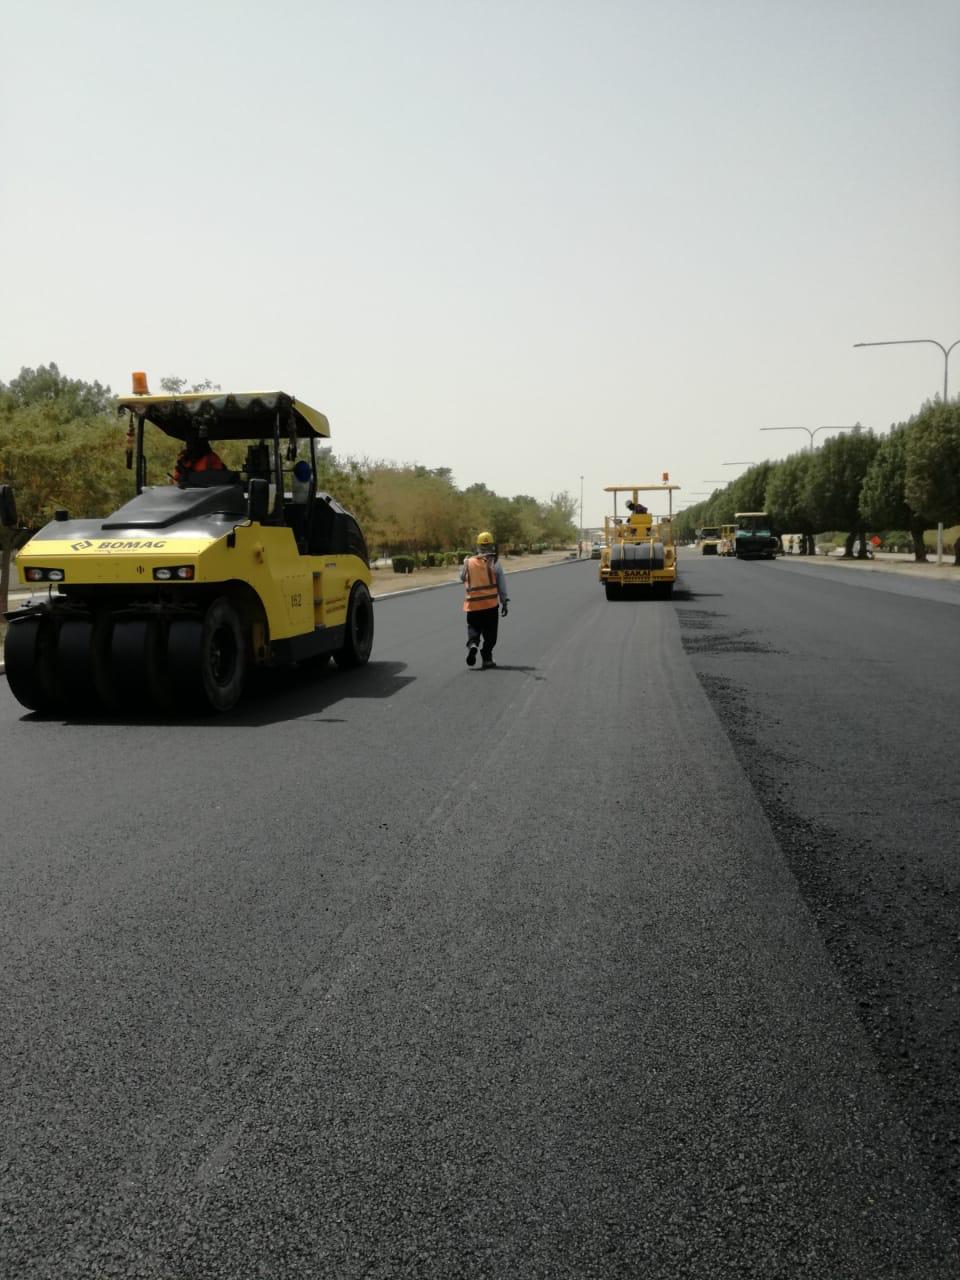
[466,644,478,667]
[481,658,497,669]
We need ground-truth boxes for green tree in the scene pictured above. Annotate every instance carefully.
[802,428,879,557]
[4,363,112,417]
[487,495,523,550]
[860,425,928,562]
[315,450,372,526]
[765,453,816,554]
[159,376,221,394]
[0,367,130,531]
[727,462,776,521]
[539,491,578,546]
[509,494,543,550]
[904,401,960,563]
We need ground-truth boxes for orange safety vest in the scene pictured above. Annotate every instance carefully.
[462,555,500,612]
[194,452,225,472]
[174,450,226,483]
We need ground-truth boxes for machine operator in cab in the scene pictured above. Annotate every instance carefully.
[460,531,509,669]
[174,436,226,485]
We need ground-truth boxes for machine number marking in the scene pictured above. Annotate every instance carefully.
[290,592,302,608]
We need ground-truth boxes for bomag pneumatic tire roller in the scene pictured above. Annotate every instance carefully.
[598,481,681,600]
[5,378,373,715]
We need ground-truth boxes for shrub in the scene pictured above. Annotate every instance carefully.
[391,555,415,574]
[879,530,910,551]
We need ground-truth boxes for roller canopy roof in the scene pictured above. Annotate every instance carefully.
[117,391,330,441]
[603,483,681,492]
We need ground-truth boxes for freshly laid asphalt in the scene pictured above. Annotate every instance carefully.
[2,554,958,1277]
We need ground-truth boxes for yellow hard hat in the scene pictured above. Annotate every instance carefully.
[477,531,495,546]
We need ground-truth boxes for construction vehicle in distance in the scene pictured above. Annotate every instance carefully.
[718,523,736,556]
[734,511,780,559]
[698,526,722,555]
[5,376,373,714]
[599,482,680,600]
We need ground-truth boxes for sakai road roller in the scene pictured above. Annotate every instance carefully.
[598,482,680,600]
[5,379,373,714]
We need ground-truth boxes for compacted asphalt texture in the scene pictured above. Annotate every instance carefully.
[2,553,959,1278]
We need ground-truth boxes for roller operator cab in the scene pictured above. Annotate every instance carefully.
[599,482,680,600]
[5,378,373,714]
[734,512,780,560]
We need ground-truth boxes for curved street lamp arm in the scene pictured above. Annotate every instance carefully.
[853,338,960,400]
[853,338,947,357]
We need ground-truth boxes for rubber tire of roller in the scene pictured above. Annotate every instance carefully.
[5,614,59,712]
[335,583,374,668]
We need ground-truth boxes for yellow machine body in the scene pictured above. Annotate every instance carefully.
[16,523,364,644]
[6,387,374,714]
[699,525,722,555]
[718,524,736,556]
[598,483,680,600]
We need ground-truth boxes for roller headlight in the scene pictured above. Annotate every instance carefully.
[24,567,65,582]
[153,565,195,581]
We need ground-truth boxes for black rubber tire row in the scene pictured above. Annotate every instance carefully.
[5,584,375,715]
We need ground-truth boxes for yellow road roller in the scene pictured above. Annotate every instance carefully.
[599,483,680,600]
[698,525,722,555]
[5,379,373,713]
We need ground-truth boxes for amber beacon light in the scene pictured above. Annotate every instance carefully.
[131,371,150,395]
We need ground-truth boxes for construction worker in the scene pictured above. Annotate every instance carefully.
[174,436,226,485]
[460,531,509,669]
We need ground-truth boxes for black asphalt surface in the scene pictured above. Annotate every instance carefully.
[2,555,958,1278]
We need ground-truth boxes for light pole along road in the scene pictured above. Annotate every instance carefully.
[759,425,854,452]
[854,337,960,402]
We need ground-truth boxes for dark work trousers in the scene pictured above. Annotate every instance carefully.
[466,607,499,659]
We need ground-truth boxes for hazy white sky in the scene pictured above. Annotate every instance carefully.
[3,0,958,524]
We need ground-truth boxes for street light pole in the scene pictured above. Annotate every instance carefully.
[579,475,584,557]
[759,426,853,452]
[854,338,960,402]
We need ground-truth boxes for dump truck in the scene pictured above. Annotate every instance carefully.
[5,378,373,714]
[734,511,780,559]
[599,483,680,600]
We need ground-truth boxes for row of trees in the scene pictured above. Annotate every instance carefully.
[0,363,578,560]
[674,400,960,562]
[315,455,577,558]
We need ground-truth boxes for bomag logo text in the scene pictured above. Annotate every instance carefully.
[86,539,168,551]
